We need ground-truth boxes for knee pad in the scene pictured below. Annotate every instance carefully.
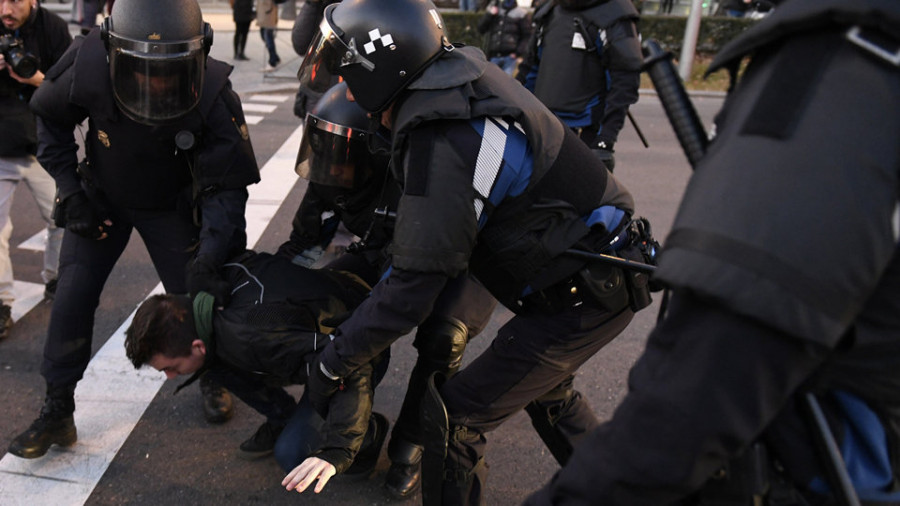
[413,316,468,371]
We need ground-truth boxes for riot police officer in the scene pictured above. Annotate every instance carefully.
[283,0,656,502]
[7,0,260,459]
[518,0,643,171]
[527,0,900,504]
[279,81,498,498]
[289,0,340,119]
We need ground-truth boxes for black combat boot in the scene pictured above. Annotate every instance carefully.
[200,374,233,424]
[234,33,249,61]
[8,384,77,459]
[384,437,423,499]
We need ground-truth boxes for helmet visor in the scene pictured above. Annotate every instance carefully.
[296,113,374,189]
[297,13,374,95]
[109,34,206,125]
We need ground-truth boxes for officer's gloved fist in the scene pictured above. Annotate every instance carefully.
[186,255,231,309]
[307,356,342,418]
[62,191,111,240]
[593,140,616,172]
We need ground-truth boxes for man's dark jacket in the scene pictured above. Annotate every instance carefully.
[202,252,377,471]
[0,6,71,156]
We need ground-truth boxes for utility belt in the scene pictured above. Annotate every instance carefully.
[518,217,659,315]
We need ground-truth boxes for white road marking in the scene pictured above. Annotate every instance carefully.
[0,123,305,506]
[248,94,291,103]
[10,281,45,321]
[16,231,47,252]
[241,103,277,114]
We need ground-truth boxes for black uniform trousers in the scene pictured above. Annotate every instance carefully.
[440,297,634,504]
[393,274,497,448]
[41,203,197,387]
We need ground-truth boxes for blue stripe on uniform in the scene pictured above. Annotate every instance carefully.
[468,117,533,229]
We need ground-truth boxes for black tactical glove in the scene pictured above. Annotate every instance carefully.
[307,355,342,418]
[61,191,109,240]
[593,140,615,172]
[186,255,231,308]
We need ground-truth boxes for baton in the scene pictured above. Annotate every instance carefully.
[803,393,862,506]
[641,39,708,168]
[627,110,650,148]
[563,249,656,274]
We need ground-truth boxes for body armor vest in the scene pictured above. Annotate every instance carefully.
[390,48,633,306]
[532,0,638,113]
[66,31,232,210]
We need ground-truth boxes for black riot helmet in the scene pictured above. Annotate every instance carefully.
[297,0,452,113]
[296,81,389,190]
[101,0,213,125]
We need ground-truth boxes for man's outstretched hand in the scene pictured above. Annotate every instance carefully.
[282,457,337,494]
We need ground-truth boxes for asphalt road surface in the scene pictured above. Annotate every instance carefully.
[0,55,725,504]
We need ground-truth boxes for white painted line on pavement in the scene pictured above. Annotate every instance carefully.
[245,123,305,247]
[0,123,305,506]
[17,231,46,252]
[249,94,291,103]
[10,281,45,322]
[245,115,264,125]
[241,103,277,113]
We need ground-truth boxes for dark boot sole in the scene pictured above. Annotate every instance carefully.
[384,478,421,500]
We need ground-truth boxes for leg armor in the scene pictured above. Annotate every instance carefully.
[421,372,489,506]
[387,318,467,498]
[391,316,468,448]
[421,371,450,506]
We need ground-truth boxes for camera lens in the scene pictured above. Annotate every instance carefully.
[8,49,39,79]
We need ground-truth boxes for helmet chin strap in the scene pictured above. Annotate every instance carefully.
[366,112,391,157]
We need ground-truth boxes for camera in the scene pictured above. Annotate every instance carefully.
[0,34,39,79]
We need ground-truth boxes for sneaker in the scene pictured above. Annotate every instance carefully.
[200,376,233,424]
[264,63,277,73]
[44,279,58,300]
[0,303,12,340]
[237,421,284,461]
[345,412,389,477]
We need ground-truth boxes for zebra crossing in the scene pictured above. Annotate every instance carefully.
[241,93,292,125]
